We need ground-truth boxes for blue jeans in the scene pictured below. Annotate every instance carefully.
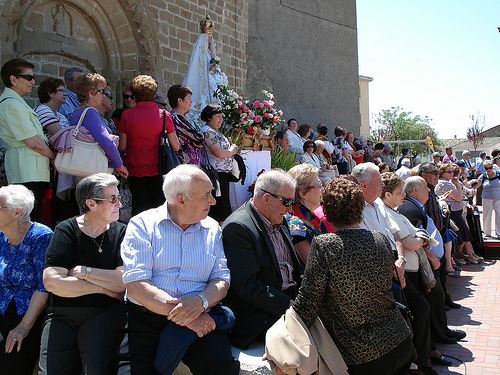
[154,305,235,375]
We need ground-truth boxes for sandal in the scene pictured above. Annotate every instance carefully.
[447,270,460,278]
[463,255,478,265]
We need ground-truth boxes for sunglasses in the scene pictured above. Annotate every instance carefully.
[16,74,35,81]
[95,88,106,95]
[260,188,295,207]
[92,195,122,204]
[123,94,135,99]
[485,167,493,170]
[104,92,113,100]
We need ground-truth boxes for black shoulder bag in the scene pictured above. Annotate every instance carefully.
[159,110,181,175]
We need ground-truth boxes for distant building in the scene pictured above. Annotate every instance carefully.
[441,124,500,158]
[359,75,373,136]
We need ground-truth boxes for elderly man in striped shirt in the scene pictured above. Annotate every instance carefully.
[121,164,239,375]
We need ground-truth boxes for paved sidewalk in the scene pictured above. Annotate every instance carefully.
[435,259,500,374]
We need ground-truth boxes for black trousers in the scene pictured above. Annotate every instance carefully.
[404,272,432,369]
[127,303,239,375]
[348,336,415,375]
[22,181,49,223]
[38,304,126,375]
[426,268,450,340]
[0,300,44,375]
[210,172,232,222]
[128,175,165,217]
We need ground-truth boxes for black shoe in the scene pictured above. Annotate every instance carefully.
[435,335,457,344]
[430,356,452,366]
[447,329,466,340]
[445,301,462,309]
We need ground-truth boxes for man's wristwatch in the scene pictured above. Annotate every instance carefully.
[84,267,92,281]
[198,293,209,311]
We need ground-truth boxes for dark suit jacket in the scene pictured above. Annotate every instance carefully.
[222,202,303,349]
[397,196,428,229]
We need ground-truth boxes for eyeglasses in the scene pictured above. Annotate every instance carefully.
[485,167,493,170]
[16,74,35,81]
[123,94,135,99]
[92,195,122,204]
[423,170,439,175]
[104,92,113,100]
[260,188,295,207]
[306,145,314,149]
[95,88,106,95]
[55,88,65,93]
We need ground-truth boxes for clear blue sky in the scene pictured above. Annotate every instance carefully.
[357,0,500,139]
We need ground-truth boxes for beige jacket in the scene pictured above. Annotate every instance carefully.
[264,307,348,375]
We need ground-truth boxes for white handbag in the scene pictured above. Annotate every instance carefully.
[54,107,110,177]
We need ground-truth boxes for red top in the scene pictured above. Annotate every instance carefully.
[119,101,175,177]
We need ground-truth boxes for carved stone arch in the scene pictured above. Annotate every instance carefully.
[0,0,161,102]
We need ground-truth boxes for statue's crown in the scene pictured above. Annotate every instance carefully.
[200,15,214,34]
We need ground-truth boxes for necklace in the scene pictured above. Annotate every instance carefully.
[90,232,105,253]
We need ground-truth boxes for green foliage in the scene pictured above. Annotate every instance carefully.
[271,148,296,171]
[371,106,441,156]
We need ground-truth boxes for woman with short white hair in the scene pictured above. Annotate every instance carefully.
[0,185,53,374]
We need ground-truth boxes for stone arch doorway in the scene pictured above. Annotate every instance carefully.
[0,0,160,105]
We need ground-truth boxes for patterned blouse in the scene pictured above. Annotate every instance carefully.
[286,204,327,244]
[0,222,53,315]
[293,229,411,365]
[172,112,204,166]
[201,124,232,172]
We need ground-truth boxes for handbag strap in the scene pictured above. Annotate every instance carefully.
[72,107,92,138]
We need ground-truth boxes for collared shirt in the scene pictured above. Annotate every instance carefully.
[395,165,412,180]
[405,196,444,258]
[0,88,50,183]
[121,204,230,303]
[251,202,295,290]
[361,198,398,250]
[442,154,458,163]
[58,88,79,118]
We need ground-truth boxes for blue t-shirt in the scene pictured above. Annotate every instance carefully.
[0,222,53,315]
[481,172,500,201]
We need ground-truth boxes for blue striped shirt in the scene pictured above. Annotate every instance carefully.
[121,204,230,300]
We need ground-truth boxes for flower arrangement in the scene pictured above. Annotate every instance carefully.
[247,90,283,131]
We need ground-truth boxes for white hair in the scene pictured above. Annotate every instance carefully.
[351,162,379,183]
[314,140,325,149]
[254,169,296,198]
[162,164,208,204]
[401,158,411,167]
[0,185,34,222]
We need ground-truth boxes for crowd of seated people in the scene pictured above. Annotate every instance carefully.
[0,56,496,375]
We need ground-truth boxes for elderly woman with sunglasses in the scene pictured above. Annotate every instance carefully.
[286,163,327,264]
[435,163,482,264]
[39,173,127,374]
[299,140,321,169]
[0,185,53,375]
[70,73,128,179]
[0,58,54,222]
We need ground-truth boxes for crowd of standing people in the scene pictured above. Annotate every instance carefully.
[0,56,496,375]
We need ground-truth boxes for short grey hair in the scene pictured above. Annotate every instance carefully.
[162,164,208,204]
[254,169,296,198]
[76,173,119,213]
[404,176,426,195]
[0,185,34,222]
[64,67,84,82]
[351,162,379,183]
[314,140,325,150]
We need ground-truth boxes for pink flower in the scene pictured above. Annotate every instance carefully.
[273,116,280,123]
[263,100,270,107]
[263,113,269,118]
[253,100,260,108]
[254,115,263,123]
[259,102,265,108]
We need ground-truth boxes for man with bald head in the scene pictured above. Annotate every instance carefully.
[398,176,466,347]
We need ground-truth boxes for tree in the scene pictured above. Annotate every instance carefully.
[466,112,486,151]
[371,106,440,156]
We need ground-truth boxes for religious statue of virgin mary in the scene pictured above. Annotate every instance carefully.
[183,15,229,128]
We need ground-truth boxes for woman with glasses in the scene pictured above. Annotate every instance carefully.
[435,163,483,264]
[201,103,238,222]
[39,173,127,374]
[111,83,136,128]
[70,73,128,179]
[0,58,54,222]
[286,164,327,263]
[299,140,321,169]
[119,75,180,216]
[35,77,69,136]
[0,185,53,375]
[476,160,500,239]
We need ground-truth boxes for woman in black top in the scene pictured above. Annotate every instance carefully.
[292,178,415,375]
[39,173,126,375]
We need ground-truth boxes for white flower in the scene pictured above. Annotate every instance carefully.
[278,110,283,116]
[231,91,240,99]
[248,120,254,125]
[225,105,231,110]
[268,100,274,106]
[241,113,247,118]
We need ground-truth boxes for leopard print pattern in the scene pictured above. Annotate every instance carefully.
[293,228,411,365]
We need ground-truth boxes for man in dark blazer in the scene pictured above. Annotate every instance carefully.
[222,170,303,349]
